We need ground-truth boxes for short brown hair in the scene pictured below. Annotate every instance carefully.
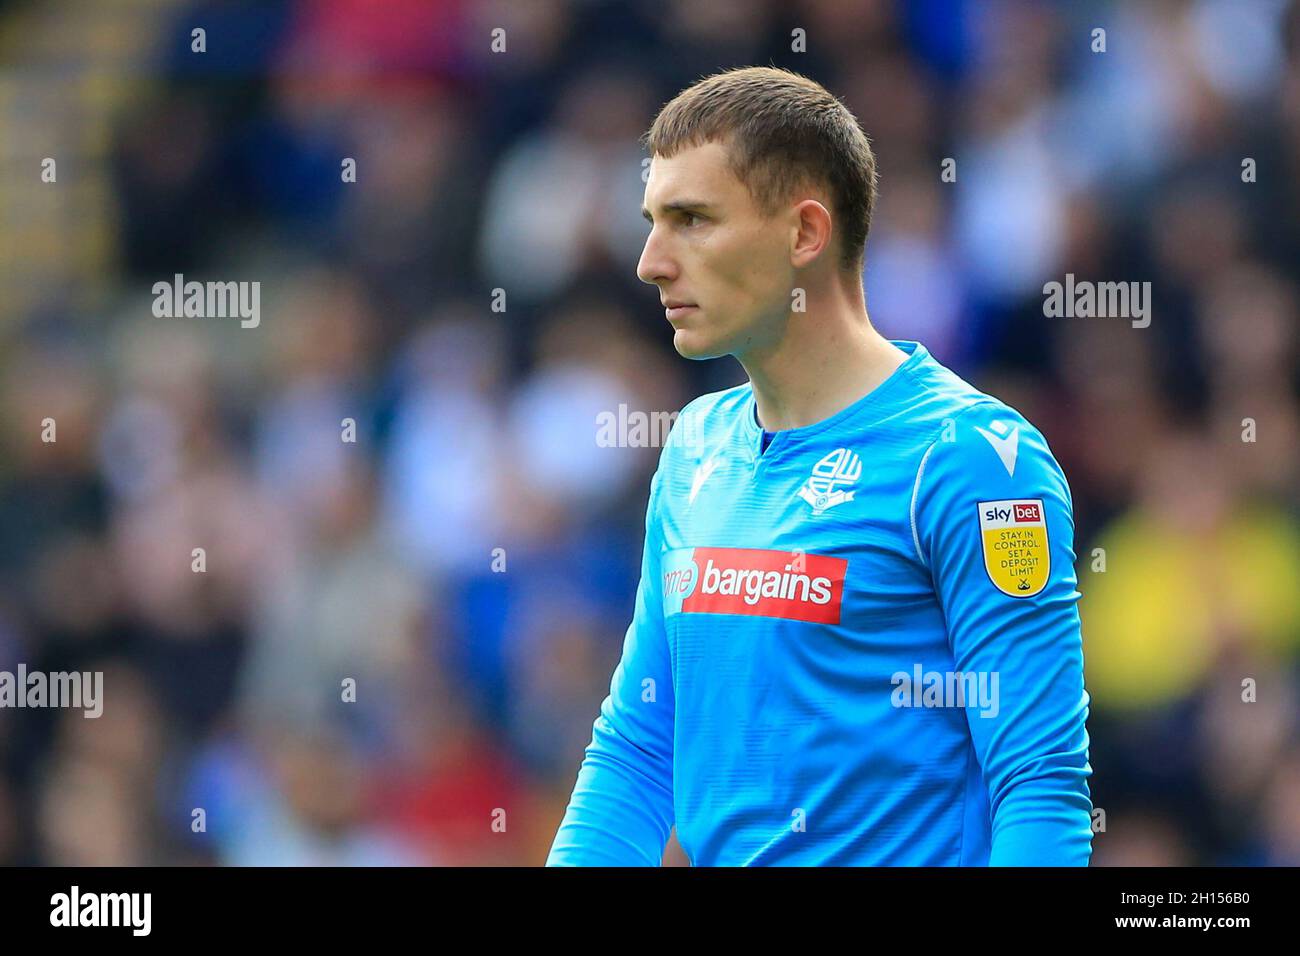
[643,66,878,272]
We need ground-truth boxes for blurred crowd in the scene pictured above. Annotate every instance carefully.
[1,0,1298,866]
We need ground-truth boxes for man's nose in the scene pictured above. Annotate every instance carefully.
[637,229,677,286]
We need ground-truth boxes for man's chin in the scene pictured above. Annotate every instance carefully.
[672,328,727,361]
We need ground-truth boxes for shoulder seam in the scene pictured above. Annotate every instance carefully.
[909,439,939,566]
[908,399,1010,568]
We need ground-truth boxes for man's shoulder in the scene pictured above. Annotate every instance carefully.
[906,364,1075,560]
[909,389,1070,518]
[906,349,1057,460]
[904,350,1004,431]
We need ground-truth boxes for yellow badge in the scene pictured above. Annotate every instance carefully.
[978,499,1050,598]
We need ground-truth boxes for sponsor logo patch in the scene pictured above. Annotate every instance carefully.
[978,499,1049,597]
[662,547,848,623]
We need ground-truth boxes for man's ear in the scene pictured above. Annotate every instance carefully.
[790,199,833,268]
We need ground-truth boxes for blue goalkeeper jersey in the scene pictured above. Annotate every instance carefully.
[547,339,1093,866]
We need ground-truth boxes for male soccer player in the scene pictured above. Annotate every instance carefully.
[547,67,1093,866]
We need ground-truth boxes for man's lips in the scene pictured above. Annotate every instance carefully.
[663,302,698,321]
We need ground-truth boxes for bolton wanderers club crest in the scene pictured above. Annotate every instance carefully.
[798,447,862,515]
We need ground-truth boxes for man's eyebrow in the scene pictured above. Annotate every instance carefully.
[641,201,713,222]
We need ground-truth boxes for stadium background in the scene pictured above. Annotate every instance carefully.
[1,0,1298,865]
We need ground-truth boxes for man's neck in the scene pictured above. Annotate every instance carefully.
[742,292,908,433]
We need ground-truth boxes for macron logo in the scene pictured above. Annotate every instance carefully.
[689,458,720,505]
[975,420,1019,477]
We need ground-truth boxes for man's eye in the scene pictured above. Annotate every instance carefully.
[682,212,702,227]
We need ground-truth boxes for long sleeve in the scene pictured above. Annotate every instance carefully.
[913,403,1094,866]
[546,467,677,866]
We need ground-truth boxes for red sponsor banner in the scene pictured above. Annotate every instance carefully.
[680,547,847,624]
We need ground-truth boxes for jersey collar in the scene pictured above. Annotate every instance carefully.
[742,339,928,457]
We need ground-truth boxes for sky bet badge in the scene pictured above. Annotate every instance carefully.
[978,499,1049,597]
